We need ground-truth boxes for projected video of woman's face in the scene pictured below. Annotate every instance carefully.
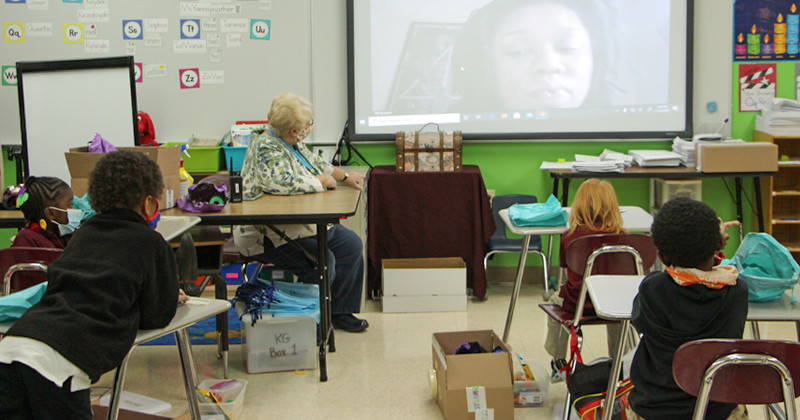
[491,2,593,109]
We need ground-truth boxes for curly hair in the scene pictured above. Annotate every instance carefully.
[267,92,313,139]
[451,0,619,111]
[19,176,71,224]
[651,197,720,268]
[88,150,163,213]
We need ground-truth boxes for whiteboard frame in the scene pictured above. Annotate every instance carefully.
[16,56,139,183]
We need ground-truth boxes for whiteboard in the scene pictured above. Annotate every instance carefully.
[0,0,312,148]
[18,58,137,184]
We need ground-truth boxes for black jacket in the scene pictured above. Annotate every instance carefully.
[7,210,179,382]
[629,270,748,420]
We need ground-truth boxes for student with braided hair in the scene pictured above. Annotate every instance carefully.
[12,176,78,249]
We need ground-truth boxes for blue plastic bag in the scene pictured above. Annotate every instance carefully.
[722,233,799,302]
[0,282,47,322]
[508,194,568,227]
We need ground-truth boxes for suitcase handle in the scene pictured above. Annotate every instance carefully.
[418,122,440,133]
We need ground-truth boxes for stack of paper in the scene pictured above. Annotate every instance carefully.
[671,137,696,166]
[599,149,634,167]
[572,154,624,172]
[756,98,800,135]
[628,150,682,167]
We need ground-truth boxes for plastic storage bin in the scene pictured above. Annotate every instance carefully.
[650,178,702,210]
[240,314,317,373]
[163,142,223,173]
[223,145,247,173]
[197,379,248,420]
[513,360,549,407]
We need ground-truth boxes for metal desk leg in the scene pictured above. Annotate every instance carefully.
[175,328,201,420]
[553,178,560,203]
[317,223,334,382]
[735,177,744,242]
[754,176,765,232]
[749,321,773,420]
[107,353,132,420]
[213,274,229,379]
[503,235,531,343]
[561,179,571,207]
[601,320,630,420]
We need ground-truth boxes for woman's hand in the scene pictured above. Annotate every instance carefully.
[317,174,337,190]
[178,289,190,304]
[719,218,740,250]
[343,171,365,191]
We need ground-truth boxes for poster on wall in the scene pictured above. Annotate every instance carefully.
[735,0,800,61]
[739,63,776,111]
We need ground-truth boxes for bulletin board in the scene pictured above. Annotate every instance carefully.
[0,0,311,149]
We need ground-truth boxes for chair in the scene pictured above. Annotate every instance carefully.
[673,339,800,420]
[539,233,657,420]
[0,247,63,296]
[485,195,550,298]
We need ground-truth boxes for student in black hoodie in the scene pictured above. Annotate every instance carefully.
[0,150,189,420]
[628,197,749,420]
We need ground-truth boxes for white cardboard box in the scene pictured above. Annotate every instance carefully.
[382,258,466,313]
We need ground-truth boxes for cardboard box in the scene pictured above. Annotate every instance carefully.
[382,258,466,313]
[432,330,514,420]
[695,142,778,173]
[65,147,182,208]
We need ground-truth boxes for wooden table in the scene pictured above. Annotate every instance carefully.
[548,166,775,235]
[498,206,653,342]
[162,188,362,382]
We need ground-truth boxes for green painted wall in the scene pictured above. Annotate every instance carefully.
[348,140,750,269]
[0,147,18,249]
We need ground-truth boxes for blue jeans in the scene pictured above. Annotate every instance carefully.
[254,224,363,314]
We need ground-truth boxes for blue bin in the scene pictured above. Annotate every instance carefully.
[223,145,248,172]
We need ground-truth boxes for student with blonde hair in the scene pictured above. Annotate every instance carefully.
[545,179,626,381]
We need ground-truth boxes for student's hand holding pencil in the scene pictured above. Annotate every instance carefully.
[178,289,190,304]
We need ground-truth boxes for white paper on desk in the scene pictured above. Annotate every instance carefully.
[575,154,600,162]
[540,161,575,170]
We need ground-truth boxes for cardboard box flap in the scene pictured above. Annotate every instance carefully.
[65,146,181,179]
[434,330,495,354]
[445,353,512,388]
[383,257,466,270]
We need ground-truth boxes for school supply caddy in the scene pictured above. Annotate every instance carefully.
[722,232,800,302]
[395,123,462,172]
[508,195,568,227]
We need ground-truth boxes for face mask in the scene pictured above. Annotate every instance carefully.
[49,207,82,236]
[142,197,161,229]
[296,124,313,142]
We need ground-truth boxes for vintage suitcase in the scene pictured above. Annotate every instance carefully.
[395,125,463,172]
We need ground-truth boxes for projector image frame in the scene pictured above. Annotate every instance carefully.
[346,0,694,142]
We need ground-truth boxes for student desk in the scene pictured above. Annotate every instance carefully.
[498,206,653,342]
[585,275,800,420]
[162,188,362,382]
[0,298,232,420]
[547,166,775,234]
[366,165,495,300]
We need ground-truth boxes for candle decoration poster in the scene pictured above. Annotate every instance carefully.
[739,63,776,112]
[734,0,800,61]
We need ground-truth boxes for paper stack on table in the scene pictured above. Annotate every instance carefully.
[628,150,682,167]
[671,137,695,166]
[572,154,625,172]
[599,149,634,167]
[756,98,800,135]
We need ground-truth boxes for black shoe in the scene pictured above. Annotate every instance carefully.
[331,314,369,332]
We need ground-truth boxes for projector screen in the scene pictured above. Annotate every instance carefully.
[347,0,693,141]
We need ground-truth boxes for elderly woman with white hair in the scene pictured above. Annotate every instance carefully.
[233,92,368,332]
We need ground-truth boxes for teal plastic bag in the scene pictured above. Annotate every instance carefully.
[508,194,568,227]
[0,282,47,322]
[724,233,799,302]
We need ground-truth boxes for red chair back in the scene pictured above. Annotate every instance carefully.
[673,339,800,404]
[565,233,657,277]
[0,247,62,294]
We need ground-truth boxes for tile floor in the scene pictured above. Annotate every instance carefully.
[92,281,798,420]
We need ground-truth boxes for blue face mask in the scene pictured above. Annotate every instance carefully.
[49,207,82,236]
[148,210,161,230]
